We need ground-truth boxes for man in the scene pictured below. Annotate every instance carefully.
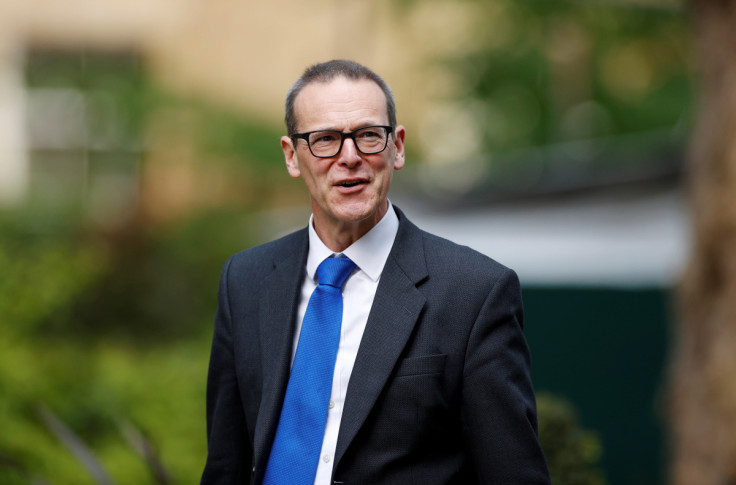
[201,60,550,484]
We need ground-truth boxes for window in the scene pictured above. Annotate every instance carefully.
[25,49,144,227]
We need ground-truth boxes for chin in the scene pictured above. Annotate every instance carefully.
[333,203,382,224]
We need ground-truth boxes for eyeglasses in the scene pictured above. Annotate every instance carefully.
[291,125,393,158]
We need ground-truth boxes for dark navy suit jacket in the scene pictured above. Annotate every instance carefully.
[201,206,550,484]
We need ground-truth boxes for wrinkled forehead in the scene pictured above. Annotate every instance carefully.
[293,77,390,130]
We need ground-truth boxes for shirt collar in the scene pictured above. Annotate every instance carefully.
[306,201,399,283]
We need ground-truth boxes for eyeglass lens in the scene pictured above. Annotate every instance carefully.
[308,127,388,157]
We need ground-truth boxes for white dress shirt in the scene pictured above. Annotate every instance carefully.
[291,202,399,485]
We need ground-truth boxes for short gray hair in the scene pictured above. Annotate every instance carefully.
[285,59,397,135]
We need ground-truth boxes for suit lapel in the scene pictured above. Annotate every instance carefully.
[334,210,428,466]
[252,230,309,475]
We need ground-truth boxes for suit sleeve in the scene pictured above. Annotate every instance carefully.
[201,256,252,484]
[461,268,551,484]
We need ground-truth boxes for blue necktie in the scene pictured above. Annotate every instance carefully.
[263,256,356,485]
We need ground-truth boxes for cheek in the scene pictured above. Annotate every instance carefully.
[374,161,394,182]
[301,163,322,182]
[305,166,332,194]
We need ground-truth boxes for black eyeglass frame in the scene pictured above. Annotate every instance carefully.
[291,125,394,158]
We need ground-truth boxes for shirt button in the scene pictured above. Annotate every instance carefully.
[328,400,335,409]
[323,454,331,463]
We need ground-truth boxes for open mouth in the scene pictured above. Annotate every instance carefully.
[337,180,366,188]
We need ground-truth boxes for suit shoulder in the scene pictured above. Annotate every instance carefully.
[225,227,307,276]
[417,226,516,282]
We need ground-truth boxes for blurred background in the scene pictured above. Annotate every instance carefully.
[0,0,707,483]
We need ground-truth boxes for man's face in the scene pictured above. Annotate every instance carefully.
[282,77,405,237]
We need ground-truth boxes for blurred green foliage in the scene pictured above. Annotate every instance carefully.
[63,210,257,341]
[0,206,255,483]
[537,393,607,485]
[5,49,285,482]
[449,0,691,152]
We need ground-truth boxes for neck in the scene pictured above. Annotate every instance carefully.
[313,201,389,252]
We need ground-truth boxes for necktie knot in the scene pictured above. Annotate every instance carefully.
[317,256,356,289]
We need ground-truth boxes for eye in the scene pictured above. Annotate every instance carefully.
[310,132,340,145]
[357,128,383,140]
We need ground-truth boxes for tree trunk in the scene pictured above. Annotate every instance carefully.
[671,1,736,484]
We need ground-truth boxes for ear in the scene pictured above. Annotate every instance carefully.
[282,136,301,178]
[392,125,406,171]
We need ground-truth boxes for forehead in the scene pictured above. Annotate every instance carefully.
[294,77,388,131]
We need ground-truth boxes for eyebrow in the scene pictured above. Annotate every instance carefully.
[308,122,389,132]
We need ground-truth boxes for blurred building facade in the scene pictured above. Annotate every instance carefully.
[0,0,478,224]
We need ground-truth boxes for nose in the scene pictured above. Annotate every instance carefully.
[339,137,362,167]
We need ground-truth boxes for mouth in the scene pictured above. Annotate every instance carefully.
[336,179,368,188]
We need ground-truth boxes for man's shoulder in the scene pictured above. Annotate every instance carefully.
[225,227,307,274]
[393,216,521,307]
[420,226,513,278]
[397,208,513,277]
